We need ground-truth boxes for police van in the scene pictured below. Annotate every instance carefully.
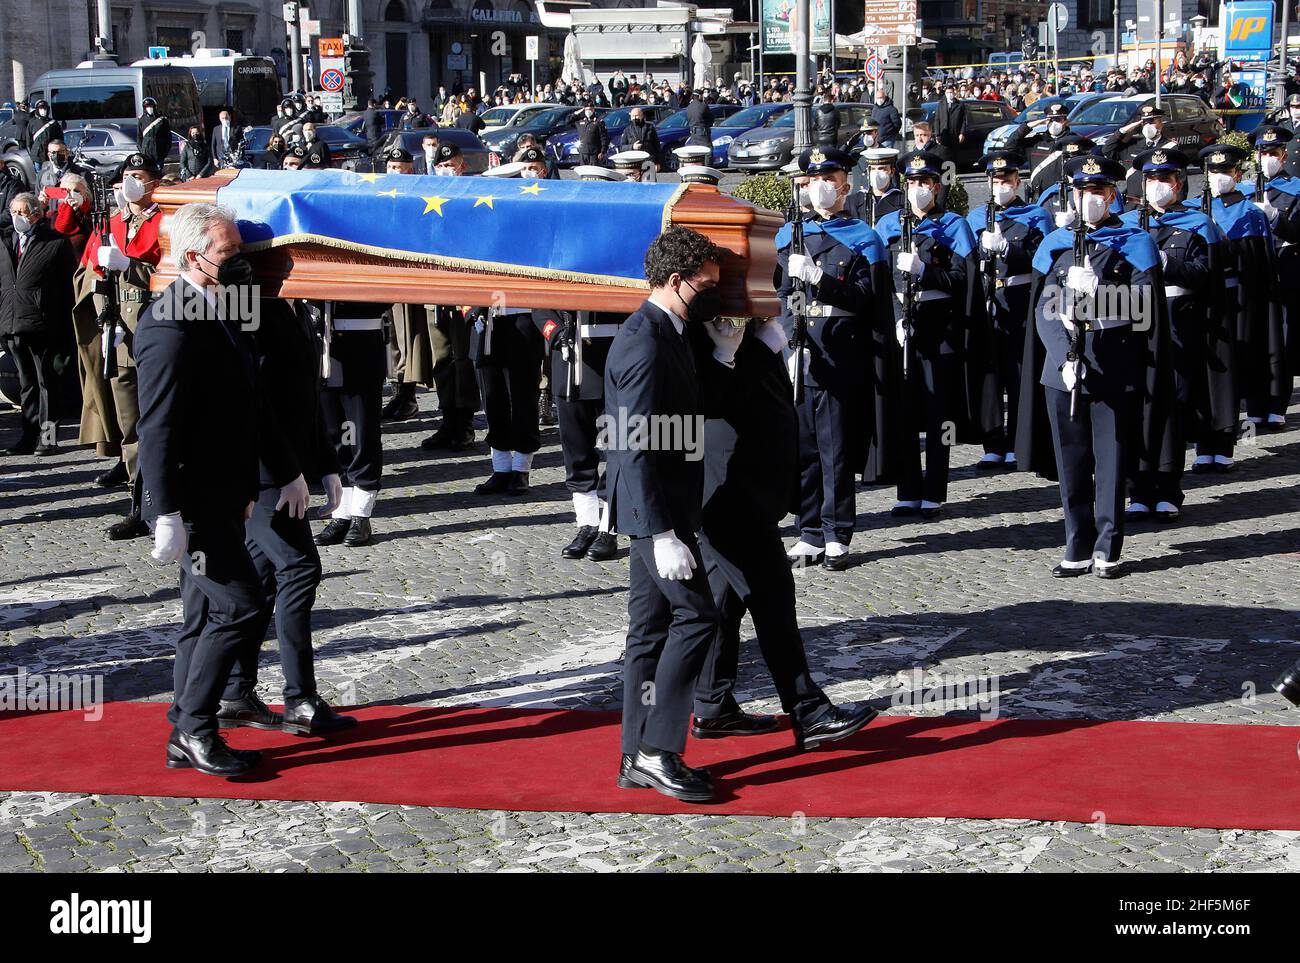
[26,63,202,135]
[131,50,281,129]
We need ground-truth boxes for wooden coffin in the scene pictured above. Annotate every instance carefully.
[149,171,782,317]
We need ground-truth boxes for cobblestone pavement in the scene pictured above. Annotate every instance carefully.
[2,377,1299,873]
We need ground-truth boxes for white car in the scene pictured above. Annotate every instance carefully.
[480,103,552,135]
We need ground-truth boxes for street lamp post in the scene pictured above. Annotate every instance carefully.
[793,0,812,154]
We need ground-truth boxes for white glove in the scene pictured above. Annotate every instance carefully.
[786,346,810,381]
[704,319,744,366]
[788,253,824,285]
[755,317,786,354]
[980,225,1009,255]
[1255,199,1280,225]
[320,473,343,516]
[896,251,924,277]
[1066,262,1099,297]
[1061,361,1086,392]
[151,512,187,564]
[1054,209,1078,229]
[98,240,129,272]
[895,319,909,347]
[651,531,696,581]
[276,473,310,519]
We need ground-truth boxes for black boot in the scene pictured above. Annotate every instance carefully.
[562,525,598,559]
[314,517,352,545]
[474,471,514,495]
[106,511,149,540]
[343,516,372,546]
[585,531,618,561]
[95,460,128,487]
[539,385,557,426]
[381,383,418,421]
[165,729,256,777]
[506,470,529,495]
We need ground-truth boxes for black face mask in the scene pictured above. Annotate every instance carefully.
[681,279,722,324]
[199,252,255,287]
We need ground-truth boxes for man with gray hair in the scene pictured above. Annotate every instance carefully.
[135,201,266,777]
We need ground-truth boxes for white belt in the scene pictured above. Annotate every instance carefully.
[896,290,952,303]
[1164,285,1191,298]
[1003,273,1033,287]
[333,317,383,331]
[580,323,621,338]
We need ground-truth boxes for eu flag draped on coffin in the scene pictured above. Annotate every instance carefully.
[215,168,687,286]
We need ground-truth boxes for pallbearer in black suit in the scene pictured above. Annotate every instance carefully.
[778,147,894,570]
[136,203,264,777]
[606,227,724,804]
[1120,147,1229,521]
[845,148,903,227]
[1243,125,1300,430]
[1018,155,1174,580]
[875,150,981,519]
[688,314,879,749]
[216,297,357,738]
[966,150,1052,470]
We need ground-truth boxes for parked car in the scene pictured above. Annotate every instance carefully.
[656,103,745,169]
[546,104,676,166]
[982,91,1123,155]
[340,109,408,139]
[1027,93,1222,170]
[479,103,552,134]
[903,99,1017,168]
[481,105,605,162]
[368,127,495,174]
[62,122,187,176]
[727,103,869,173]
[709,102,792,167]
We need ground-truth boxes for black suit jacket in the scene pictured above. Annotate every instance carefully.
[210,124,244,166]
[604,300,705,538]
[135,277,261,521]
[0,222,75,338]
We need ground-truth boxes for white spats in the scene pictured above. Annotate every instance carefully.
[350,487,378,519]
[572,491,600,528]
[491,448,512,473]
[511,451,533,473]
[332,487,353,520]
[824,540,848,558]
[787,540,822,558]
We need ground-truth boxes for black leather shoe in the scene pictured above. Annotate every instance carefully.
[475,471,513,495]
[562,525,598,559]
[1051,562,1093,578]
[95,460,128,487]
[890,503,920,517]
[343,517,372,546]
[165,729,255,777]
[217,693,283,731]
[822,552,851,572]
[314,517,352,545]
[617,753,650,789]
[35,443,58,457]
[449,432,478,451]
[692,709,780,739]
[1273,665,1300,707]
[282,695,358,736]
[381,387,418,421]
[1095,563,1125,580]
[792,704,879,752]
[975,456,1005,471]
[506,470,529,495]
[585,531,618,561]
[421,430,456,450]
[623,748,714,802]
[106,512,149,540]
[4,438,36,456]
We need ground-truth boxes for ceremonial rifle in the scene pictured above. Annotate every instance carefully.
[89,173,119,381]
[899,197,917,380]
[1201,171,1212,214]
[786,187,808,404]
[1066,206,1089,420]
[982,182,998,314]
[1138,176,1152,232]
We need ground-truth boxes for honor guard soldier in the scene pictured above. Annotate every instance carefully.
[136,97,171,168]
[574,164,624,182]
[875,150,981,520]
[672,144,711,175]
[1018,154,1174,579]
[25,100,63,174]
[1033,135,1099,221]
[300,121,332,169]
[1242,125,1300,430]
[514,145,551,180]
[778,147,894,569]
[844,117,883,157]
[575,100,610,167]
[1274,92,1300,177]
[280,146,306,171]
[779,158,813,216]
[1103,102,1181,204]
[470,160,547,496]
[275,98,303,147]
[382,147,435,422]
[1121,146,1230,520]
[609,149,652,182]
[846,148,902,226]
[1006,101,1072,196]
[95,153,164,541]
[421,142,481,451]
[677,162,722,187]
[967,150,1052,470]
[1197,141,1277,470]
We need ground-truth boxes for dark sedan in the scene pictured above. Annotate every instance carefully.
[546,104,677,167]
[482,106,606,163]
[709,103,792,167]
[656,103,744,169]
[241,124,369,170]
[1035,93,1222,168]
[727,104,869,173]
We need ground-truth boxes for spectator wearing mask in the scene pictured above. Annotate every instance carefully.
[870,87,902,148]
[45,173,93,258]
[263,133,288,170]
[210,108,244,167]
[179,125,214,181]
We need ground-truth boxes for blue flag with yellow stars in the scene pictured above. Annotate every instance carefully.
[215,168,688,286]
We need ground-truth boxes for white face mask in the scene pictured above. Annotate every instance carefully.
[1048,121,1065,137]
[11,214,32,234]
[869,168,892,191]
[991,182,1017,206]
[796,186,812,210]
[1209,172,1236,196]
[1263,154,1285,179]
[113,187,126,210]
[1291,108,1300,123]
[908,184,935,211]
[861,134,876,148]
[122,176,148,203]
[1081,191,1109,225]
[434,166,456,177]
[807,179,840,212]
[1145,179,1175,208]
[1142,123,1159,141]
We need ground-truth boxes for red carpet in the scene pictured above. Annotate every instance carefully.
[1,702,1298,829]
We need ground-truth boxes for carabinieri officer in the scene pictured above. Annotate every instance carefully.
[1019,154,1174,580]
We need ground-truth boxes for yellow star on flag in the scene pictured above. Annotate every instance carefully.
[356,173,382,184]
[421,195,449,216]
[474,195,496,209]
[377,188,400,198]
[520,183,544,196]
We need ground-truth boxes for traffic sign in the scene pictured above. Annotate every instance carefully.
[865,54,885,81]
[526,36,539,61]
[321,67,345,92]
[319,92,344,114]
[1048,2,1069,31]
[319,37,344,58]
[148,46,168,59]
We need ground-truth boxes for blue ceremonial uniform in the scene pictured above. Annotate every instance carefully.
[1241,176,1300,419]
[775,213,891,546]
